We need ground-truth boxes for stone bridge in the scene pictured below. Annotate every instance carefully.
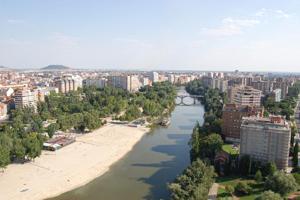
[175,94,203,106]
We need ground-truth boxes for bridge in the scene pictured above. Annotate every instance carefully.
[175,94,203,106]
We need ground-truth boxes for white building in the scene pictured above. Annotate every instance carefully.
[107,75,141,92]
[54,75,82,93]
[230,86,262,107]
[240,116,291,170]
[83,78,107,88]
[150,71,159,83]
[14,89,37,109]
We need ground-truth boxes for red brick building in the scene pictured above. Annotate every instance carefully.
[222,104,263,143]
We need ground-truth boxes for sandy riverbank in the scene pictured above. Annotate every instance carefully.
[0,124,149,200]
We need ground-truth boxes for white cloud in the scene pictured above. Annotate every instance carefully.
[275,10,291,19]
[201,17,260,37]
[255,8,267,17]
[7,19,25,24]
[255,9,291,19]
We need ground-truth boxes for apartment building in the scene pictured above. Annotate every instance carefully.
[149,71,159,83]
[202,76,228,92]
[240,116,291,170]
[83,78,107,88]
[273,79,293,99]
[222,104,263,142]
[270,88,282,102]
[107,75,141,92]
[251,80,273,94]
[14,89,37,109]
[54,76,82,93]
[229,86,262,107]
[0,102,8,119]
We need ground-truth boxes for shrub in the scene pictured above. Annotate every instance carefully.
[265,171,298,196]
[255,170,263,182]
[255,190,282,200]
[235,182,252,196]
[225,185,234,195]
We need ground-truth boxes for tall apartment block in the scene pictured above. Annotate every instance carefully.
[273,80,293,99]
[202,76,228,92]
[251,80,273,94]
[83,78,107,89]
[107,75,141,92]
[54,76,82,93]
[14,89,37,109]
[229,86,262,107]
[222,104,263,143]
[149,71,159,83]
[240,116,291,170]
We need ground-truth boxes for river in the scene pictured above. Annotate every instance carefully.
[49,88,204,200]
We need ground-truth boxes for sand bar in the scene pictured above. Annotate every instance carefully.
[0,124,148,200]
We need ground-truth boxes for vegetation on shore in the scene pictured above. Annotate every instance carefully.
[168,79,300,200]
[0,82,176,169]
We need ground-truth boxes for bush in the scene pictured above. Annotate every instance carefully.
[265,171,298,196]
[293,173,300,185]
[255,190,282,200]
[225,185,234,195]
[235,182,252,196]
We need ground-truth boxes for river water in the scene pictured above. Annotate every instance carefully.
[49,88,204,200]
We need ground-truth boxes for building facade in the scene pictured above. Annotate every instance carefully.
[83,78,107,88]
[230,86,262,107]
[14,89,37,109]
[240,116,291,170]
[222,104,263,142]
[107,75,141,92]
[54,76,82,93]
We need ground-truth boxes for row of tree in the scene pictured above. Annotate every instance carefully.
[169,80,226,199]
[168,159,216,200]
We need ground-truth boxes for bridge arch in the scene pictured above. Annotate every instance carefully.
[175,94,203,106]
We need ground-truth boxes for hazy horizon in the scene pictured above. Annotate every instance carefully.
[1,0,300,72]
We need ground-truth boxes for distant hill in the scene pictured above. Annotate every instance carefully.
[41,65,70,70]
[0,66,13,71]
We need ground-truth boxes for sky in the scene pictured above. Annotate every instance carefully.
[1,0,300,71]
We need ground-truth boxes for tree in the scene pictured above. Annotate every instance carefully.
[225,185,234,196]
[0,146,10,170]
[265,171,298,196]
[12,139,26,161]
[293,142,299,170]
[168,159,215,200]
[199,133,223,161]
[263,162,277,177]
[255,190,282,200]
[293,173,300,185]
[23,132,43,160]
[255,170,263,182]
[47,123,59,138]
[189,122,201,161]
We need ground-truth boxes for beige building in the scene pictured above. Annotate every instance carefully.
[240,116,291,170]
[0,102,8,119]
[107,75,141,92]
[14,89,37,109]
[54,76,82,93]
[83,78,107,88]
[229,86,262,107]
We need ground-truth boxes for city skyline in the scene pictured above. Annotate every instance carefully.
[1,0,300,72]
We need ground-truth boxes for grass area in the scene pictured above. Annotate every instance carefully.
[222,144,239,155]
[216,176,264,200]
